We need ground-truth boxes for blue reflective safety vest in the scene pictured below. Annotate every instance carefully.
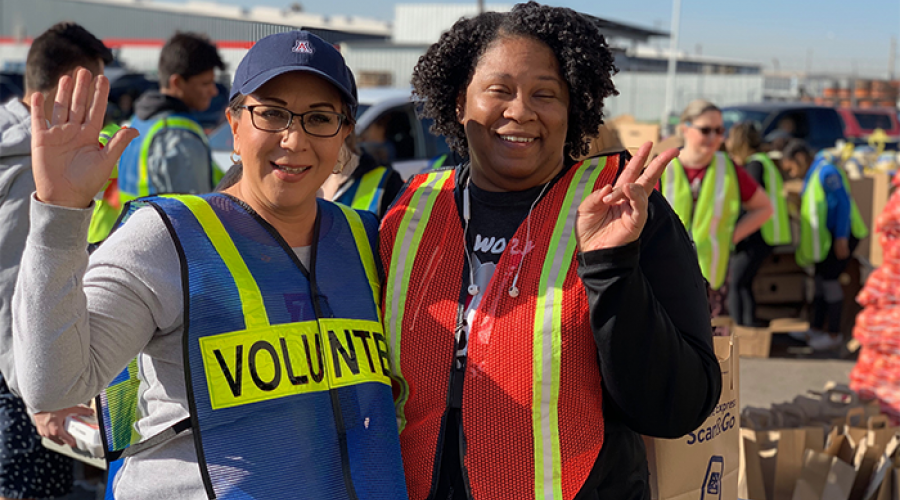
[117,113,212,202]
[334,166,393,218]
[97,194,408,500]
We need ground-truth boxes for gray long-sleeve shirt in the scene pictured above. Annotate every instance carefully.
[0,98,35,394]
[15,196,313,497]
[14,199,205,497]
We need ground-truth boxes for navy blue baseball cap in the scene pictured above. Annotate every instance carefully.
[230,30,358,115]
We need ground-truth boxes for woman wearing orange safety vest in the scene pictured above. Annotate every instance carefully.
[660,100,773,333]
[380,3,722,499]
[725,121,792,326]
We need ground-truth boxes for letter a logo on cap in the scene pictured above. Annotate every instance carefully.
[292,40,314,54]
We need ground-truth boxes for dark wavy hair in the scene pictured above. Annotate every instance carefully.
[411,1,619,160]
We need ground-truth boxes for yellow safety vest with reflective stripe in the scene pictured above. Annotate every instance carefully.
[662,152,741,290]
[748,152,791,246]
[87,123,126,244]
[797,161,869,266]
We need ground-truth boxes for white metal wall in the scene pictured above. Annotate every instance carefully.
[605,72,765,122]
[340,44,426,89]
[393,4,513,44]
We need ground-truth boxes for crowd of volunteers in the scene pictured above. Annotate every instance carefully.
[0,1,869,499]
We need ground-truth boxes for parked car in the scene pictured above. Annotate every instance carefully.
[354,87,451,179]
[836,107,900,139]
[209,87,451,180]
[721,103,846,152]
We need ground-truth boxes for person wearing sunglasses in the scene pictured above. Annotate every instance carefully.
[725,121,792,327]
[660,99,773,332]
[12,31,408,499]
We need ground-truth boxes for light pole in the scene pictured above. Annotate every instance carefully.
[661,0,682,132]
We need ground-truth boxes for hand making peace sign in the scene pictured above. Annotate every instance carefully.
[576,142,680,252]
[30,67,139,208]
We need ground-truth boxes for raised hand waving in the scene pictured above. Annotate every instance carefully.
[576,142,680,252]
[31,67,139,208]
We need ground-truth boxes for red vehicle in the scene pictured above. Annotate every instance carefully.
[836,107,900,139]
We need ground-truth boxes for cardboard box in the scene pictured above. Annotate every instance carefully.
[758,252,805,276]
[848,171,891,267]
[736,326,773,358]
[753,274,807,305]
[756,305,805,322]
[615,122,660,155]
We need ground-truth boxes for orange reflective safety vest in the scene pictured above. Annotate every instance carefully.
[380,154,622,500]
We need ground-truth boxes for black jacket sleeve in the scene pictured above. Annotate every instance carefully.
[576,191,721,438]
[744,160,765,186]
[379,169,406,219]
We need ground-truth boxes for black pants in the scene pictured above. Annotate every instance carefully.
[810,237,859,333]
[727,235,773,327]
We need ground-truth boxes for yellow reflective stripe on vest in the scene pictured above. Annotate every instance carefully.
[665,154,739,289]
[164,195,270,329]
[532,157,605,500]
[351,166,388,214]
[165,195,389,410]
[661,158,694,229]
[336,203,382,321]
[750,153,791,245]
[799,166,828,265]
[136,118,208,198]
[385,170,454,432]
[198,318,389,410]
[703,153,736,290]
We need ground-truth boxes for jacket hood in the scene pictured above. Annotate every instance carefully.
[134,91,192,120]
[0,99,31,161]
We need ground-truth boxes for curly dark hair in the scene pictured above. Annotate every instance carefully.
[411,1,619,160]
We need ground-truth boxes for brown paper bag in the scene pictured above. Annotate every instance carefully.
[791,431,857,500]
[646,336,739,500]
[861,434,900,500]
[740,428,768,500]
[773,427,827,500]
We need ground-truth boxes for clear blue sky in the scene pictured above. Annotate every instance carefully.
[210,0,900,76]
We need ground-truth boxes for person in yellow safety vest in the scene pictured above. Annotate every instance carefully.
[782,139,869,351]
[724,121,792,327]
[383,3,722,498]
[86,122,126,245]
[13,31,408,499]
[660,100,773,333]
[116,33,224,210]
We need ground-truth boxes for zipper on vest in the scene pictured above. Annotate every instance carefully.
[291,210,361,500]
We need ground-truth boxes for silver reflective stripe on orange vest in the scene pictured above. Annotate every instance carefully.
[384,169,454,432]
[533,157,606,500]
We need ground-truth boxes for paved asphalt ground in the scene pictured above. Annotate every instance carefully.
[740,334,857,410]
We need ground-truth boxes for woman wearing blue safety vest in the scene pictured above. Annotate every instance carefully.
[725,121,792,326]
[781,139,869,351]
[660,100,773,332]
[12,31,408,499]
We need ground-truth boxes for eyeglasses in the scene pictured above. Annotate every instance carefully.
[241,105,347,137]
[687,124,725,137]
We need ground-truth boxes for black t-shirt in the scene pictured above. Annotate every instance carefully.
[431,159,719,500]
